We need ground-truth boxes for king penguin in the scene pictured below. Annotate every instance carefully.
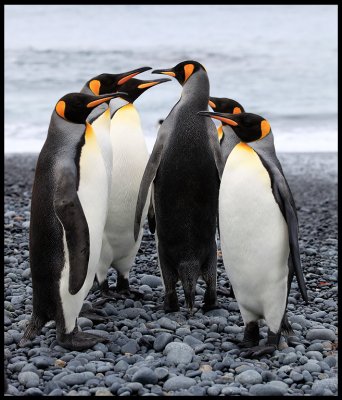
[80,66,152,200]
[96,77,171,298]
[208,96,245,300]
[20,91,126,350]
[135,60,224,313]
[197,110,309,356]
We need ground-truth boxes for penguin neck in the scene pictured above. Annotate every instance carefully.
[221,125,241,164]
[180,69,209,109]
[48,112,86,154]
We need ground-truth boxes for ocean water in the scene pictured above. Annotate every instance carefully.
[5,5,337,153]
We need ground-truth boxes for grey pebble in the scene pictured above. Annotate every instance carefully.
[18,371,40,388]
[306,350,324,361]
[282,352,298,364]
[164,342,194,365]
[157,317,178,330]
[114,360,129,372]
[306,328,336,341]
[312,377,337,395]
[324,355,336,367]
[236,369,262,385]
[25,387,44,396]
[121,339,139,354]
[61,371,94,386]
[153,332,173,351]
[301,362,321,373]
[249,383,287,396]
[77,317,93,328]
[132,367,158,385]
[140,275,162,288]
[163,375,196,391]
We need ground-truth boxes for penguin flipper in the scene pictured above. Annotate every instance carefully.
[257,155,308,304]
[134,135,165,241]
[54,161,90,295]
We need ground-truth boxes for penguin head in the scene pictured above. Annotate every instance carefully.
[209,96,245,114]
[152,60,206,86]
[55,92,126,124]
[197,111,271,143]
[86,66,152,95]
[117,77,171,103]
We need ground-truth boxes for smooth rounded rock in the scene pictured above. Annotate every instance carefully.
[163,376,196,392]
[153,332,173,352]
[249,383,287,396]
[306,328,337,341]
[132,367,158,385]
[236,369,262,385]
[140,275,162,288]
[164,342,194,365]
[18,371,40,388]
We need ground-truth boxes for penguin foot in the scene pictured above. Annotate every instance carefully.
[202,302,220,313]
[57,331,108,351]
[19,317,45,347]
[164,304,180,313]
[287,335,302,347]
[239,345,277,358]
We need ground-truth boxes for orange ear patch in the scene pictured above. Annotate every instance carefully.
[184,64,194,82]
[233,107,242,114]
[56,101,66,119]
[208,100,216,109]
[217,125,223,142]
[89,80,101,95]
[137,81,159,89]
[261,119,271,138]
[87,96,114,108]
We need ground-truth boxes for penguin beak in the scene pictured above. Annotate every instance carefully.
[197,111,239,127]
[86,92,127,108]
[117,66,152,86]
[151,68,176,77]
[137,78,172,89]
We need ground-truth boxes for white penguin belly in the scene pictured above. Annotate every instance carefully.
[220,143,289,332]
[59,125,108,333]
[103,104,150,267]
[90,107,112,201]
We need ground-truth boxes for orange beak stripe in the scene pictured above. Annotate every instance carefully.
[184,64,194,82]
[87,96,114,108]
[208,100,216,109]
[89,80,101,95]
[210,115,238,126]
[117,72,140,86]
[161,71,176,77]
[56,100,66,119]
[137,81,159,89]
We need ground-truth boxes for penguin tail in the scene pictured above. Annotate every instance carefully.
[178,262,198,312]
[280,313,294,335]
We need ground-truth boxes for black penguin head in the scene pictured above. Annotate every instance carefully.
[209,96,245,114]
[55,92,126,124]
[152,60,206,86]
[85,66,152,95]
[118,77,171,103]
[197,111,271,143]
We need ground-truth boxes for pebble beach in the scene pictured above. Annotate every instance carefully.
[4,152,337,396]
